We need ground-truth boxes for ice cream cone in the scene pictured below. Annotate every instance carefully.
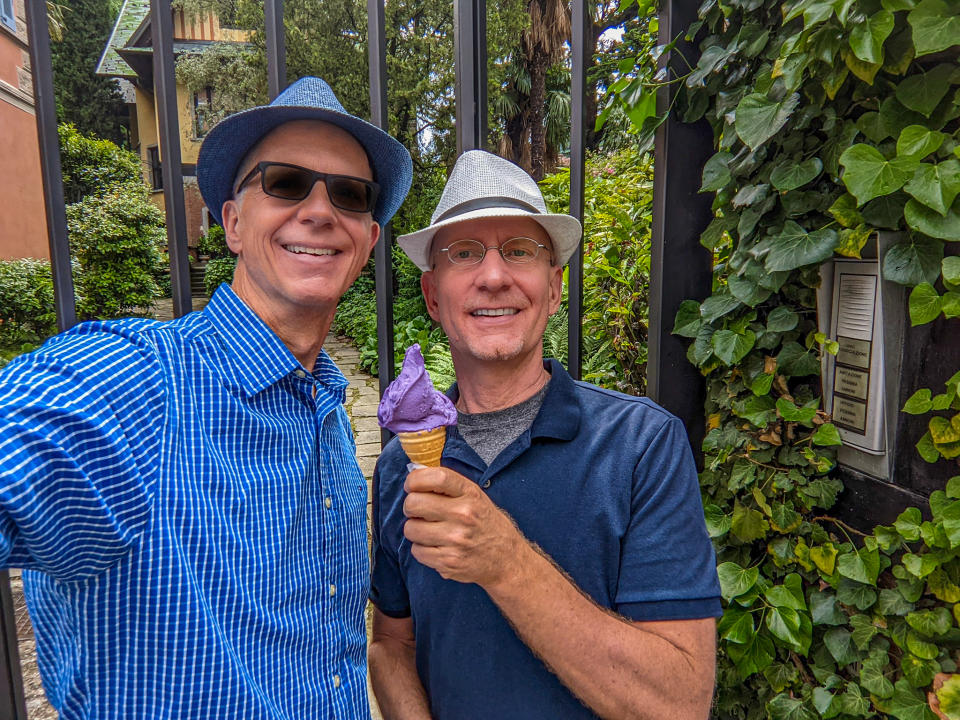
[398,427,446,467]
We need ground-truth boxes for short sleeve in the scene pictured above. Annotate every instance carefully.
[0,325,165,581]
[369,445,412,618]
[615,416,721,621]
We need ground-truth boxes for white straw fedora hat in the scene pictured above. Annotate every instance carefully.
[397,150,582,271]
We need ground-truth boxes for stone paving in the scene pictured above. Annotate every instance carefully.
[11,299,385,718]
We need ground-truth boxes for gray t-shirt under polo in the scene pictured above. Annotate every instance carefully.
[456,380,550,466]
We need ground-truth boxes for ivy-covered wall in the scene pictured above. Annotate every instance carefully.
[663,0,960,715]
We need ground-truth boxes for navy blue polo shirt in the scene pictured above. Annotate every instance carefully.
[370,359,721,720]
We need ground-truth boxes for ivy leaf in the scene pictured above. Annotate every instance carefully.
[734,395,778,426]
[837,544,880,585]
[879,587,916,615]
[897,125,946,159]
[810,591,847,625]
[942,292,960,319]
[863,192,908,229]
[703,504,731,538]
[916,431,942,463]
[771,503,802,533]
[712,329,757,365]
[718,607,755,643]
[906,0,960,55]
[810,542,839,575]
[673,300,703,337]
[902,552,940,578]
[736,92,800,150]
[813,423,843,446]
[890,678,938,720]
[771,157,823,191]
[764,662,799,693]
[906,631,939,660]
[903,159,960,216]
[930,416,960,444]
[844,51,882,84]
[895,64,956,117]
[767,693,818,720]
[901,652,940,688]
[701,151,734,192]
[836,684,871,716]
[728,631,775,677]
[767,306,799,332]
[936,674,960,720]
[903,388,933,414]
[824,627,861,665]
[700,292,743,322]
[861,662,895,698]
[802,476,843,509]
[717,561,760,600]
[765,574,807,610]
[767,606,809,653]
[828,193,865,227]
[905,198,960,241]
[731,500,770,541]
[835,224,873,258]
[906,607,952,636]
[883,236,944,286]
[764,223,838,271]
[895,507,923,540]
[837,578,878,610]
[850,614,879,649]
[840,144,918,205]
[776,397,818,424]
[909,283,942,325]
[849,9,894,63]
[943,256,960,285]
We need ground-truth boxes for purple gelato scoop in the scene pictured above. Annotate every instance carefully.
[377,344,458,433]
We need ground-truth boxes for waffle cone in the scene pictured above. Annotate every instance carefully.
[398,427,447,466]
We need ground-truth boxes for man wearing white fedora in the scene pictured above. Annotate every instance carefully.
[369,150,720,719]
[0,77,410,718]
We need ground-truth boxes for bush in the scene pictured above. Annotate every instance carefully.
[197,224,232,259]
[0,259,59,344]
[58,123,141,204]
[204,256,237,295]
[539,148,653,395]
[67,183,166,319]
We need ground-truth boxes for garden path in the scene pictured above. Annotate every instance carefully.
[12,298,385,719]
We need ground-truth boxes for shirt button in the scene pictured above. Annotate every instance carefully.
[329,583,337,597]
[324,496,332,509]
[482,479,491,488]
[333,674,341,688]
[295,369,307,378]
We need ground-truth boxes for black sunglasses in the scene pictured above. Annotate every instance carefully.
[235,161,379,214]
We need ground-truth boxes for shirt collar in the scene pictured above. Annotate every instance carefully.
[444,357,580,442]
[202,285,347,401]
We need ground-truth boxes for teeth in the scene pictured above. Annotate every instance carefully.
[473,308,517,316]
[285,245,336,256]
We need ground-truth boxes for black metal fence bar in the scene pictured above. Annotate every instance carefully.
[151,0,192,317]
[648,0,714,460]
[453,0,486,153]
[0,572,26,720]
[264,0,286,99]
[27,0,75,334]
[567,0,589,381]
[367,0,396,446]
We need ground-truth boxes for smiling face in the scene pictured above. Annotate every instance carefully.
[221,120,380,331]
[421,216,563,371]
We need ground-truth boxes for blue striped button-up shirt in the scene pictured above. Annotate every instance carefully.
[0,285,371,719]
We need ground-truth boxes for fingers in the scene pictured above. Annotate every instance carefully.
[404,466,471,497]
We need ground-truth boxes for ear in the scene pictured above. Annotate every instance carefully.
[421,271,441,322]
[221,199,243,255]
[367,222,381,254]
[547,265,563,315]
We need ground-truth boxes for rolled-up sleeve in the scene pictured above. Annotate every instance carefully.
[0,325,164,581]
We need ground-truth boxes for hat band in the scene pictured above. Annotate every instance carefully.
[434,196,541,224]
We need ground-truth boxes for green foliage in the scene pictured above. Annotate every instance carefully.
[0,259,60,364]
[58,123,141,204]
[539,147,653,394]
[603,0,960,712]
[175,42,266,134]
[51,0,127,144]
[204,257,237,295]
[197,225,232,260]
[67,183,166,318]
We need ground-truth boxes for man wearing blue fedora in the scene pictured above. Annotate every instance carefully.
[0,77,410,719]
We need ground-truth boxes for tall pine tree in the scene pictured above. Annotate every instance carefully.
[52,0,127,144]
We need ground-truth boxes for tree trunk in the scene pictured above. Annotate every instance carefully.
[528,44,548,180]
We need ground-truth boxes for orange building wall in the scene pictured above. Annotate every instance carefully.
[0,25,50,260]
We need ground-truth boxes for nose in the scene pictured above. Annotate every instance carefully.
[294,178,337,227]
[473,246,513,291]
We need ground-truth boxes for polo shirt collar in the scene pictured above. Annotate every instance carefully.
[444,357,580,443]
[203,285,347,401]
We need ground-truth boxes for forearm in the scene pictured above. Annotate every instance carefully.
[368,633,432,720]
[484,542,716,720]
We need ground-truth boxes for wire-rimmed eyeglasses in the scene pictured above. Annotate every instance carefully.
[234,161,379,214]
[438,237,551,266]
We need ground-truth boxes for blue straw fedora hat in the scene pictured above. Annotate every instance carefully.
[198,77,412,227]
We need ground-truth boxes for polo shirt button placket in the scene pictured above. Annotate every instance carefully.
[482,479,491,488]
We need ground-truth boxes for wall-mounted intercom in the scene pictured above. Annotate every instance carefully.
[817,233,906,481]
